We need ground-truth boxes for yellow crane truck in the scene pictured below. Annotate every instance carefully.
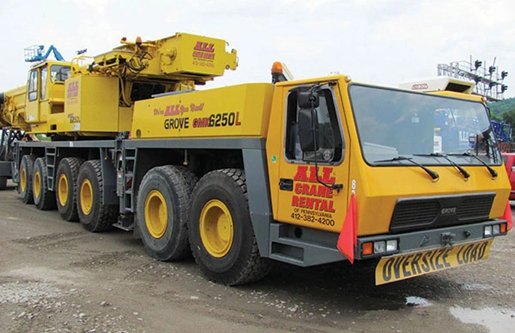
[0,33,512,286]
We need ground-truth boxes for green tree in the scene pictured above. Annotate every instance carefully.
[502,109,515,125]
[489,97,515,118]
[491,113,502,121]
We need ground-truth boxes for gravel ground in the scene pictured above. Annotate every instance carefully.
[1,181,514,333]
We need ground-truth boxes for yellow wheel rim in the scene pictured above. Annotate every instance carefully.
[33,170,41,199]
[20,166,27,192]
[80,179,93,215]
[144,190,168,239]
[58,174,69,206]
[200,199,234,258]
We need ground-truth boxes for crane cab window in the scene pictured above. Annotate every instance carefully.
[41,67,48,100]
[285,87,343,163]
[51,65,70,83]
[28,69,38,102]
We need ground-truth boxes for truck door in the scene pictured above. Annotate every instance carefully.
[25,68,41,123]
[275,84,350,233]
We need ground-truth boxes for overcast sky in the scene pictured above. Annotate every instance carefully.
[0,0,512,98]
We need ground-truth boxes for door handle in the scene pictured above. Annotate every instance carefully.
[279,178,293,191]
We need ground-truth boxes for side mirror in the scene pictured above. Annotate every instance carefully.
[298,108,317,151]
[298,90,319,109]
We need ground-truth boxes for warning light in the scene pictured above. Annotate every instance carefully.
[136,36,142,45]
[271,61,294,83]
[271,61,283,74]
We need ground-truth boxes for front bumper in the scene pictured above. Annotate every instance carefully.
[355,219,508,260]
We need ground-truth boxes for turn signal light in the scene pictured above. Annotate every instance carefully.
[362,242,373,256]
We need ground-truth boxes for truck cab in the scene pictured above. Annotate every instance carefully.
[266,74,510,284]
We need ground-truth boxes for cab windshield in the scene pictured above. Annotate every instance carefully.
[349,84,501,166]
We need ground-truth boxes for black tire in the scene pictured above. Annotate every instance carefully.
[188,168,271,286]
[56,157,83,222]
[0,176,7,190]
[33,157,56,210]
[77,160,118,232]
[19,155,35,204]
[137,165,198,261]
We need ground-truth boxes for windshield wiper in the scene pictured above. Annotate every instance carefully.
[447,152,498,179]
[374,156,439,181]
[415,153,470,180]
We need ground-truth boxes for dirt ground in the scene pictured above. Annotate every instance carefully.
[1,180,514,333]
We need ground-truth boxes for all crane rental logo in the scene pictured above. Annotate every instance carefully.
[193,41,215,60]
[291,166,336,213]
[153,103,204,117]
[66,81,79,105]
[67,81,79,98]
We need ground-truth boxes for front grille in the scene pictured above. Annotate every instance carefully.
[391,201,439,228]
[390,193,495,233]
[457,196,494,222]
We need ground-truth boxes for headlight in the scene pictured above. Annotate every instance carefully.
[386,239,398,252]
[484,226,492,237]
[374,241,386,254]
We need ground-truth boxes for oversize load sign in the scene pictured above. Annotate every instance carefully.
[375,239,493,285]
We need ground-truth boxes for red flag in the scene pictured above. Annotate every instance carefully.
[502,200,513,231]
[337,194,357,263]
